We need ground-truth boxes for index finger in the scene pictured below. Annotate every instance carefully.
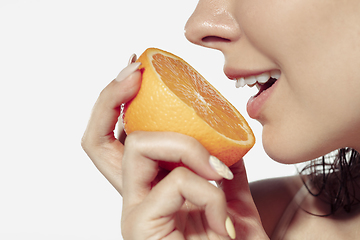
[121,131,233,206]
[81,62,142,194]
[83,63,142,147]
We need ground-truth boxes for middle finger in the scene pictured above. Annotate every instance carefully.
[121,131,226,206]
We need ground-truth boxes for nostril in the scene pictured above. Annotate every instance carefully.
[202,36,231,43]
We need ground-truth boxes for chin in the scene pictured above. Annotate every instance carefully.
[261,127,327,165]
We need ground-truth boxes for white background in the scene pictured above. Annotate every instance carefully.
[0,0,297,239]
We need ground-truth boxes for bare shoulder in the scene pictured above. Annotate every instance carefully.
[250,175,304,237]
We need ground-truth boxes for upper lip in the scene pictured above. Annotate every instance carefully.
[224,67,272,80]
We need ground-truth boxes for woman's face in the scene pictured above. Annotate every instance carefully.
[185,0,360,163]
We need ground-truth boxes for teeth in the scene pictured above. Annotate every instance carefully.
[255,72,270,84]
[235,70,280,88]
[235,78,246,88]
[270,70,281,79]
[245,76,257,85]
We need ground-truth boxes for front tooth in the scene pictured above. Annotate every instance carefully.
[244,76,257,85]
[270,70,281,79]
[236,78,246,88]
[256,72,270,83]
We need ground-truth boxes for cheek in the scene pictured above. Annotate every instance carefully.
[237,0,360,161]
[239,0,340,65]
[259,77,336,163]
[260,80,360,164]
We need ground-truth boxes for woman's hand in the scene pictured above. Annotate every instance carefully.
[81,54,141,193]
[81,56,269,239]
[121,131,232,239]
[120,131,269,239]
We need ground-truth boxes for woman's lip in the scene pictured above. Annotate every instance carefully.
[224,67,270,80]
[246,79,279,119]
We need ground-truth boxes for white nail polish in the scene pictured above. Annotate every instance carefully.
[128,53,137,66]
[209,156,234,180]
[225,216,236,239]
[115,62,141,82]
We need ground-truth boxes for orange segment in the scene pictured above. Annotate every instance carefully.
[152,53,248,141]
[123,48,255,168]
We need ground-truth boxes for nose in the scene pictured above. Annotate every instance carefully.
[184,0,240,51]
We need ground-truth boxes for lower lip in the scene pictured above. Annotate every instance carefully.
[246,80,279,119]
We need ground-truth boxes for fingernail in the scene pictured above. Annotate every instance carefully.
[128,53,137,66]
[115,62,141,82]
[209,156,233,180]
[226,216,236,239]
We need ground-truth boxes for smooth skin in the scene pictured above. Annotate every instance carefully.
[185,0,360,164]
[83,72,266,239]
[82,0,360,239]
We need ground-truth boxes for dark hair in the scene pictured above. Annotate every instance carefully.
[300,148,360,216]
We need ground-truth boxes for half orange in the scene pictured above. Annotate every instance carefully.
[123,48,255,169]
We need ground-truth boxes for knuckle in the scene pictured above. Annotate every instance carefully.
[81,129,98,153]
[81,134,91,153]
[169,167,190,185]
[80,131,106,159]
[181,135,208,155]
[180,134,200,148]
[212,187,226,203]
[124,131,142,148]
